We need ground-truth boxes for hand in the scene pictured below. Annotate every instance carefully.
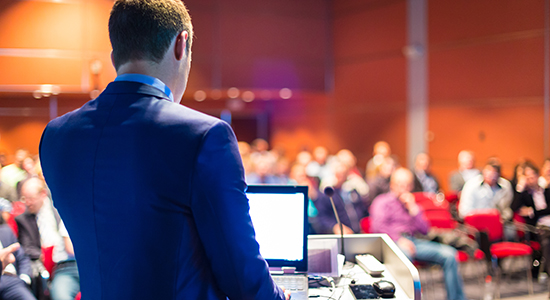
[516,176,526,192]
[518,206,534,217]
[397,237,416,257]
[332,224,354,235]
[280,286,291,300]
[0,243,20,272]
[399,192,419,216]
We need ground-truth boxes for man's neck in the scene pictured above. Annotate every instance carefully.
[117,61,167,83]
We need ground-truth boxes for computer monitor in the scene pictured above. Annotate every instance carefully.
[246,185,309,272]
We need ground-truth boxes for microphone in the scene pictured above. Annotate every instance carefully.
[324,186,345,257]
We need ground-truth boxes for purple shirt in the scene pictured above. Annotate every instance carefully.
[369,192,429,241]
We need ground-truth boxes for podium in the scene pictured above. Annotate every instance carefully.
[308,234,421,300]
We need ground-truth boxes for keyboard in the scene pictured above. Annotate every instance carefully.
[272,275,308,291]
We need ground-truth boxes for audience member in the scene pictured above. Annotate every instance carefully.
[237,141,253,175]
[16,178,80,300]
[370,168,465,300]
[315,160,369,234]
[289,163,320,233]
[459,157,515,241]
[510,161,550,278]
[365,141,391,180]
[249,138,276,166]
[412,153,440,194]
[246,156,279,184]
[306,146,334,183]
[0,164,18,202]
[295,150,313,167]
[510,159,528,192]
[367,155,398,200]
[272,157,292,184]
[1,149,29,189]
[0,215,34,300]
[539,158,550,189]
[336,149,362,178]
[511,161,550,228]
[448,150,480,193]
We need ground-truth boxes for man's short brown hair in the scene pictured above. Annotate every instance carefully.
[109,0,193,70]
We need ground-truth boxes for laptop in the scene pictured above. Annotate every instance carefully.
[246,185,309,300]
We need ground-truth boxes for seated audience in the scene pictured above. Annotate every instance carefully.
[365,141,391,181]
[412,152,440,194]
[246,156,280,184]
[370,168,465,300]
[0,215,34,300]
[459,157,515,241]
[0,164,18,202]
[306,146,334,184]
[367,155,398,200]
[448,150,480,193]
[16,178,80,300]
[315,159,369,234]
[1,149,30,190]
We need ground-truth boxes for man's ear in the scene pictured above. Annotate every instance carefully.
[174,31,188,61]
[110,51,115,68]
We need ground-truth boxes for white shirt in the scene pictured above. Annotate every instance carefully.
[459,174,513,220]
[36,197,70,263]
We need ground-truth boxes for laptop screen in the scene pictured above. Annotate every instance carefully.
[246,185,309,272]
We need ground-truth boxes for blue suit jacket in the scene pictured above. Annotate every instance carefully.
[39,81,284,300]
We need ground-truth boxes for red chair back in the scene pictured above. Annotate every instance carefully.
[424,209,457,229]
[360,217,370,233]
[463,209,503,242]
[413,192,449,211]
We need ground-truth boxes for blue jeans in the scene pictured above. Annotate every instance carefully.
[400,238,465,300]
[50,261,80,300]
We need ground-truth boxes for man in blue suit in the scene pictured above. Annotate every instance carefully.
[39,1,289,299]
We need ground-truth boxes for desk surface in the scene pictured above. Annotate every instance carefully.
[308,234,421,300]
[309,261,412,300]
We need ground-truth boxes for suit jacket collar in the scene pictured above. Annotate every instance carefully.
[103,81,172,102]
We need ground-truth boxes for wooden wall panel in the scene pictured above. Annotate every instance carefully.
[429,0,544,44]
[334,0,406,59]
[429,104,545,191]
[430,37,544,102]
[333,0,408,168]
[0,56,82,86]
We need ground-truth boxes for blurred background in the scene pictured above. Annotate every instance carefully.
[0,0,547,190]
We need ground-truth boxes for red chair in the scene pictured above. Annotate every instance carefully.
[42,246,55,275]
[359,217,370,233]
[413,192,449,211]
[463,209,534,298]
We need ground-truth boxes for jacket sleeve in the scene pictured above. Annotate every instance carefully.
[0,226,32,277]
[190,121,284,300]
